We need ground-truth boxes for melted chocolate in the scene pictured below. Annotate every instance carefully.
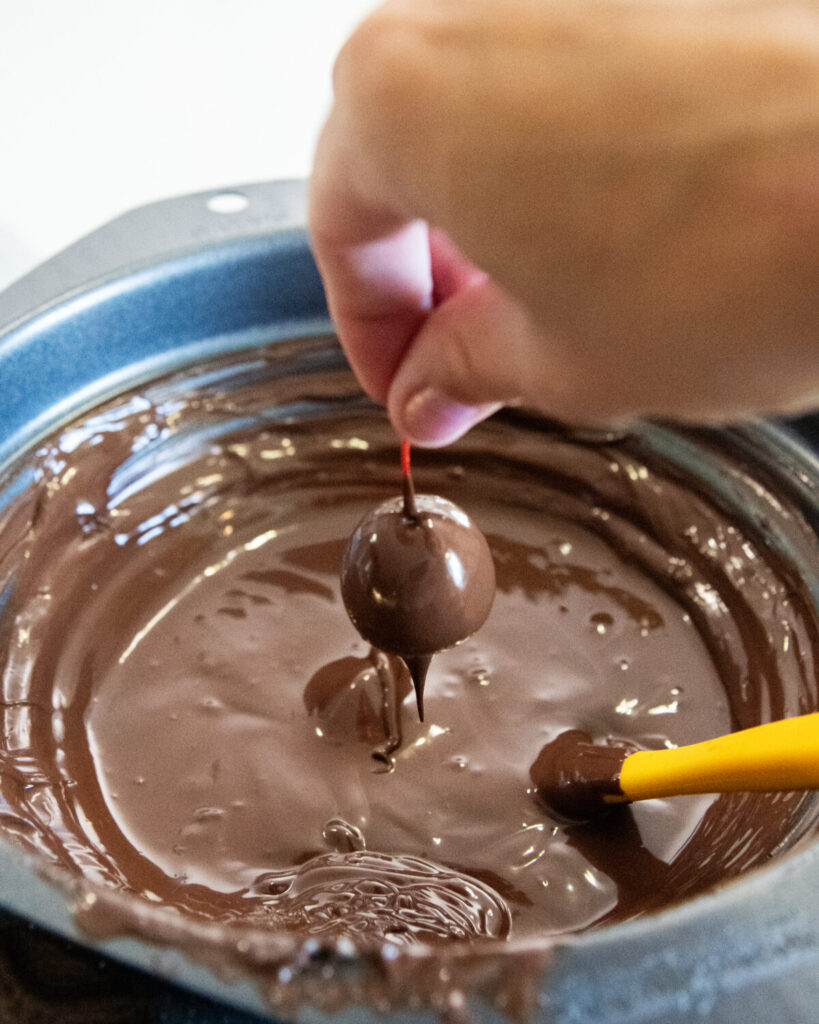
[530,730,629,821]
[340,494,496,719]
[247,850,512,943]
[0,343,817,1015]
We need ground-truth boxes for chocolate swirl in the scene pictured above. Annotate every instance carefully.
[246,851,512,942]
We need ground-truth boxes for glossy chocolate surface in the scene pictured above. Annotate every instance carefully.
[341,493,496,718]
[0,345,816,1011]
[530,730,630,822]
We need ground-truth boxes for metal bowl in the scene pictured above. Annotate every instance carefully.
[1,180,818,1024]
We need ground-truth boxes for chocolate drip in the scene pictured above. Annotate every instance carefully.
[403,654,432,722]
[303,650,411,768]
[371,650,406,767]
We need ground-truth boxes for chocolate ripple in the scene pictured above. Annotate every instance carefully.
[245,850,512,942]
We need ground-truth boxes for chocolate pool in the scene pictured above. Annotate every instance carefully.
[0,181,817,1023]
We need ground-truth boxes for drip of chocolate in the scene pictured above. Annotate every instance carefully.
[403,655,432,721]
[303,649,411,769]
[340,444,496,719]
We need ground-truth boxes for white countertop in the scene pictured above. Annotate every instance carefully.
[0,0,374,292]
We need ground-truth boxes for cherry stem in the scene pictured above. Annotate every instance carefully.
[401,439,419,520]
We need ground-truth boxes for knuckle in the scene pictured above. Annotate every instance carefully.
[436,307,497,404]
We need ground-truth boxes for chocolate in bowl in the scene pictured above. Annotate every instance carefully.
[0,337,817,1019]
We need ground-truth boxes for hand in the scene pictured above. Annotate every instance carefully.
[310,0,819,446]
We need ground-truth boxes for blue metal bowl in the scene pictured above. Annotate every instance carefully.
[0,180,818,1024]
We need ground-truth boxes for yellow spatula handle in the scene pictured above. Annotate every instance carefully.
[612,712,819,803]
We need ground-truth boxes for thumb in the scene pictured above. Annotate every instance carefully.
[386,279,557,447]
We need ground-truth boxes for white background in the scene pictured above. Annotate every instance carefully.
[0,0,375,292]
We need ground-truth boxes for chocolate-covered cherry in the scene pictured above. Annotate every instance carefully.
[341,492,495,718]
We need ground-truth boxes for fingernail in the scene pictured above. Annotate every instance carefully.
[400,387,487,446]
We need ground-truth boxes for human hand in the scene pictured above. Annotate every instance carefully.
[310,0,819,446]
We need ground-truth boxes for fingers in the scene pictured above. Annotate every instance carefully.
[429,228,487,304]
[308,115,434,404]
[311,217,433,404]
[309,109,492,413]
[387,278,557,447]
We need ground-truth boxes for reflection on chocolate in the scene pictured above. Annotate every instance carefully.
[304,651,411,767]
[0,346,817,1015]
[340,494,496,719]
[530,729,630,822]
[246,850,512,942]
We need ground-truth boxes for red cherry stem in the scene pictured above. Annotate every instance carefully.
[401,439,419,520]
